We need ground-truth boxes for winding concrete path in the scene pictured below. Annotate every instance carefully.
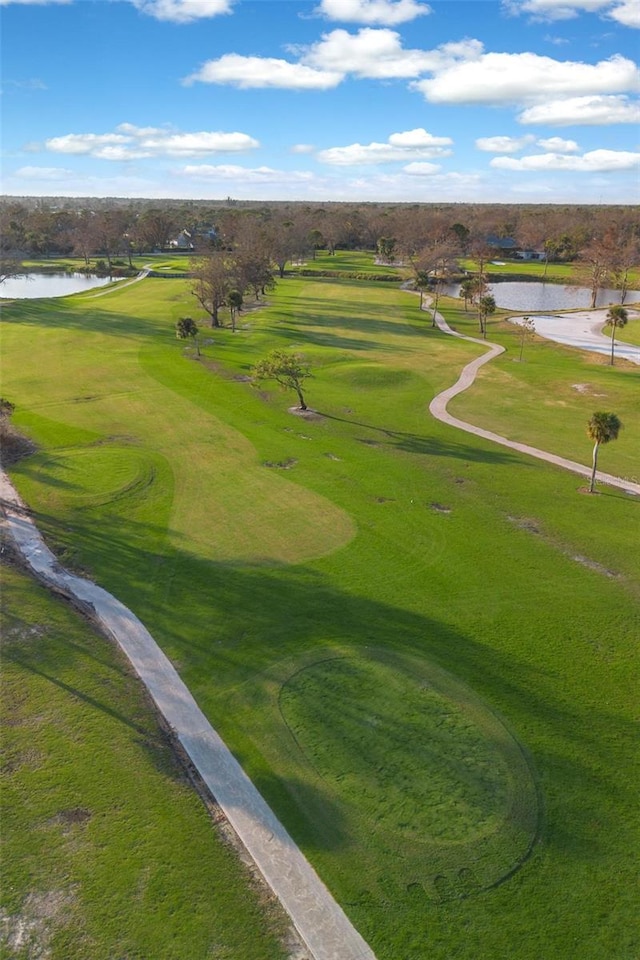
[427,308,640,497]
[0,472,376,960]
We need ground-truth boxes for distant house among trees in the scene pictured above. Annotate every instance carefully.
[169,229,194,250]
[485,235,544,261]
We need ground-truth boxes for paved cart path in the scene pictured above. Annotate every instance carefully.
[509,309,640,366]
[87,265,152,297]
[0,472,376,960]
[426,307,640,496]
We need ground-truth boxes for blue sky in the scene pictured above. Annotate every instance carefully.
[1,0,638,202]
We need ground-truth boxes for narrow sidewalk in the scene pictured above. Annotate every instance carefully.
[0,471,377,960]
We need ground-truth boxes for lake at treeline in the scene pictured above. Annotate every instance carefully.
[441,280,638,312]
[0,272,117,299]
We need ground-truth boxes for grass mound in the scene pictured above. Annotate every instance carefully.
[34,445,158,509]
[235,648,539,905]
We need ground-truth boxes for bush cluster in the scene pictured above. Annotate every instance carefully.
[297,269,400,281]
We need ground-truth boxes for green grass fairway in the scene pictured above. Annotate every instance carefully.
[1,273,638,960]
[0,561,287,960]
[441,300,640,483]
[616,315,640,346]
[228,646,538,902]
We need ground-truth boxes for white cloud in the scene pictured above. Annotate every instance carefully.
[476,134,536,152]
[519,93,640,123]
[116,122,166,137]
[304,30,482,80]
[411,51,639,105]
[180,164,314,183]
[388,128,451,147]
[130,0,234,21]
[503,0,640,26]
[608,0,640,26]
[403,161,441,175]
[318,128,452,165]
[46,133,131,155]
[291,144,316,154]
[536,135,580,151]
[183,54,342,89]
[302,27,428,78]
[140,131,259,155]
[185,32,484,90]
[503,0,611,20]
[14,165,75,179]
[314,0,431,25]
[42,126,259,160]
[491,148,640,170]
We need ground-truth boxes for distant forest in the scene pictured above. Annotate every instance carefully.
[1,197,638,301]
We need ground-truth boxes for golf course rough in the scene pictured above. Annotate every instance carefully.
[262,647,539,904]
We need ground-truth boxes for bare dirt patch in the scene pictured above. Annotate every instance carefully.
[287,406,324,421]
[507,516,541,535]
[570,554,617,578]
[0,889,76,960]
[51,807,92,829]
[263,458,298,470]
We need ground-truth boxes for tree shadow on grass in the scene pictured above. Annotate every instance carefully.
[4,504,636,868]
[1,297,181,342]
[319,411,526,467]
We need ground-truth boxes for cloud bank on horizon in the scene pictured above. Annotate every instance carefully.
[1,0,638,202]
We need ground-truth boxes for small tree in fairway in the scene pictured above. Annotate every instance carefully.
[587,411,622,493]
[252,350,312,411]
[228,289,243,333]
[176,317,200,356]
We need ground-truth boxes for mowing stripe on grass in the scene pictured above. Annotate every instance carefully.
[0,470,377,960]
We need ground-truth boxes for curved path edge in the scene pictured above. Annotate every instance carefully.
[427,310,640,497]
[87,265,151,297]
[0,471,376,960]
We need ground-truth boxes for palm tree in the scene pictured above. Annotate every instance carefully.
[604,305,628,366]
[587,412,622,493]
[478,294,496,339]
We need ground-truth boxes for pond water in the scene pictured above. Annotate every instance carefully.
[441,280,638,312]
[0,272,117,299]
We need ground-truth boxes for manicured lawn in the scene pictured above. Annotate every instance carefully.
[1,274,638,959]
[442,299,640,484]
[458,258,580,281]
[292,249,407,277]
[616,315,640,346]
[0,562,288,960]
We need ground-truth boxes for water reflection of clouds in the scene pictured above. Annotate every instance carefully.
[442,281,639,312]
[1,273,115,299]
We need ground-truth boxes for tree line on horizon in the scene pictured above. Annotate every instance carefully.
[1,197,638,319]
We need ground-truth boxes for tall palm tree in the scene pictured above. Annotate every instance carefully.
[604,305,628,366]
[587,412,622,493]
[478,294,496,339]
